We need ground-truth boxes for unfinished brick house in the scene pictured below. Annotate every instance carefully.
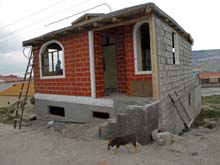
[23,3,201,140]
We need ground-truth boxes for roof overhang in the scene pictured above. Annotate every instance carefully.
[23,3,194,47]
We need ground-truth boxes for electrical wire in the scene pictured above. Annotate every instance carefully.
[0,0,93,39]
[0,0,66,30]
[23,46,32,59]
[0,2,112,43]
[0,26,43,44]
[45,3,112,27]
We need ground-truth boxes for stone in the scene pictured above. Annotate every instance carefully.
[157,131,171,145]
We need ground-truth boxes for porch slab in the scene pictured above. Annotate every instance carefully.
[103,93,154,114]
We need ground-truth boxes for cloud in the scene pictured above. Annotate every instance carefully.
[0,50,27,76]
[0,26,26,76]
[0,28,23,54]
[0,39,22,53]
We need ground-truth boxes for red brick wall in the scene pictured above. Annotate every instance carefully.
[34,24,152,98]
[33,32,91,96]
[116,32,127,93]
[123,24,152,96]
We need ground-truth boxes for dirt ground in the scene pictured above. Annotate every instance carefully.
[0,96,17,107]
[1,120,220,165]
[1,95,220,165]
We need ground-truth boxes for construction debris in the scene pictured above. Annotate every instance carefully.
[0,103,16,123]
[0,97,35,124]
[151,128,182,145]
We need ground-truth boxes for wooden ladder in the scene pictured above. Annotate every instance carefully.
[14,48,34,129]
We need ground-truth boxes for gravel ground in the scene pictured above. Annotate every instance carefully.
[1,120,220,165]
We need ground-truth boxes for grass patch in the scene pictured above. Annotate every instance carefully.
[193,95,220,128]
[202,95,220,105]
[193,109,220,128]
[199,109,220,118]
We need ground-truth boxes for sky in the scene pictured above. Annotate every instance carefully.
[0,0,220,76]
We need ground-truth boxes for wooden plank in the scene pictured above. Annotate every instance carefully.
[112,17,124,22]
[130,80,152,97]
[93,22,104,27]
[169,91,193,129]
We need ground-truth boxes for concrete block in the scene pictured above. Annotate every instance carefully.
[116,113,128,136]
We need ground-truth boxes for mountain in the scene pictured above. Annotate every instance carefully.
[192,49,220,72]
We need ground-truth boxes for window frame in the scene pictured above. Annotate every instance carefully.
[133,20,152,75]
[172,32,180,65]
[39,40,65,79]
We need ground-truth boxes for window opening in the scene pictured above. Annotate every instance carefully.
[41,42,64,77]
[92,111,110,119]
[49,106,65,117]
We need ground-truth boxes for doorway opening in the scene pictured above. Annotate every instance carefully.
[102,36,118,96]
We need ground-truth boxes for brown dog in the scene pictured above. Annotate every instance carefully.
[107,134,139,153]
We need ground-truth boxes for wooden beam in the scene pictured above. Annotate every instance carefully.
[163,18,169,23]
[63,31,72,34]
[149,15,160,100]
[94,16,149,31]
[112,17,124,23]
[85,16,89,20]
[93,22,103,27]
[51,34,57,38]
[77,26,86,31]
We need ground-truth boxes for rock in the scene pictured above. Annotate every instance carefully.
[151,128,159,141]
[157,132,171,145]
[210,104,220,109]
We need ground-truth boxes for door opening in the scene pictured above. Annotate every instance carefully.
[102,36,118,96]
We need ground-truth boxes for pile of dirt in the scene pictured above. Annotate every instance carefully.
[0,98,35,124]
[46,119,105,141]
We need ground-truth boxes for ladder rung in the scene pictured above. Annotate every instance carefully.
[17,98,25,103]
[14,118,21,122]
[20,90,27,93]
[15,106,23,110]
[23,79,32,82]
[26,72,32,75]
[28,63,33,67]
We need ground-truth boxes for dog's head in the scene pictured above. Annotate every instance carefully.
[107,140,113,150]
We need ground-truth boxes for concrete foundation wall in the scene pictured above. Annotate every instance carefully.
[154,15,201,133]
[35,96,114,123]
[99,101,159,144]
